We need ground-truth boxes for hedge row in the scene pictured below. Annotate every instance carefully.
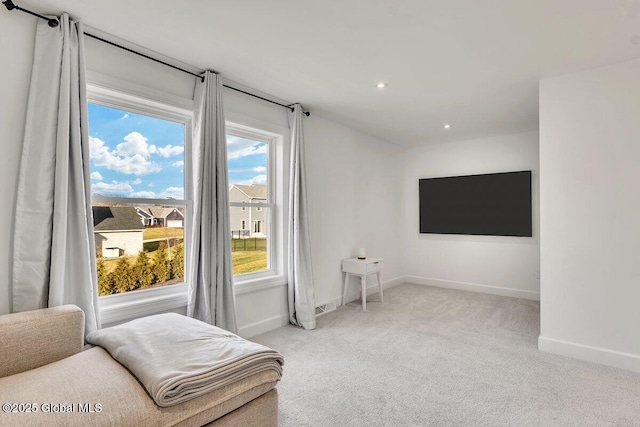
[97,243,184,296]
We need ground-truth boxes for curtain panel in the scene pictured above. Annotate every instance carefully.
[287,104,316,329]
[187,71,238,333]
[12,14,100,335]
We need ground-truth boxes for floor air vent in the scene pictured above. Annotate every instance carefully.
[315,301,337,317]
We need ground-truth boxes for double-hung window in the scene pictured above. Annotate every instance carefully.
[87,82,192,324]
[226,121,286,287]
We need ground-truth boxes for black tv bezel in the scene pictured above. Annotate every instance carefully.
[418,170,533,237]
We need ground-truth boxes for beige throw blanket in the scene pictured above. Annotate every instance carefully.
[86,313,284,407]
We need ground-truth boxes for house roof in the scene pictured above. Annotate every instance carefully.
[232,184,267,200]
[93,206,145,232]
[144,206,184,220]
[135,207,153,218]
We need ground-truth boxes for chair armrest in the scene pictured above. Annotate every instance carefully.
[0,305,84,378]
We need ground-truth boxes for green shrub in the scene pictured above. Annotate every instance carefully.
[171,244,184,280]
[96,258,114,296]
[153,242,170,283]
[111,256,135,293]
[134,251,154,289]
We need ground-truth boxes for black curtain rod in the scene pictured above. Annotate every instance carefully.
[3,0,310,116]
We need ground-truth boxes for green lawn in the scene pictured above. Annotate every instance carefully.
[231,238,267,275]
[143,227,184,240]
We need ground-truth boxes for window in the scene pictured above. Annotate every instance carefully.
[87,93,190,299]
[227,122,282,280]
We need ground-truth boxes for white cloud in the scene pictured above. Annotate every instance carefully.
[121,113,129,120]
[115,132,157,157]
[90,136,161,175]
[253,166,267,172]
[90,171,103,181]
[158,186,184,199]
[172,160,184,167]
[91,180,134,196]
[131,190,156,198]
[237,174,267,186]
[226,135,267,160]
[157,145,184,158]
[132,178,142,185]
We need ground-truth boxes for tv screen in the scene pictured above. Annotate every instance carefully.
[419,171,532,237]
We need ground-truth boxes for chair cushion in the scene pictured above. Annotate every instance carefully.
[0,347,278,427]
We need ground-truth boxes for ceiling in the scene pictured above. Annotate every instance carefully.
[19,0,640,146]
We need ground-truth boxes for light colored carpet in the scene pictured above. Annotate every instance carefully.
[253,283,640,426]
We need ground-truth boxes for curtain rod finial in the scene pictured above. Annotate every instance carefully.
[3,0,17,11]
[48,18,58,27]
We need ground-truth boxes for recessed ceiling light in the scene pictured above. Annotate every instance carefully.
[376,82,387,89]
[444,124,451,129]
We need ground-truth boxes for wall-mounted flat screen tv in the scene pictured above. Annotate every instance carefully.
[419,171,532,237]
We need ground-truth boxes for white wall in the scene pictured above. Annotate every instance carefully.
[305,116,404,306]
[401,132,540,300]
[539,59,640,372]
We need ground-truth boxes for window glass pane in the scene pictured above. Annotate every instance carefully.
[88,103,186,296]
[226,135,268,200]
[230,207,270,275]
[227,133,269,276]
[93,202,185,296]
[88,103,185,199]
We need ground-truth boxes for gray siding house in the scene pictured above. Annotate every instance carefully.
[229,184,267,238]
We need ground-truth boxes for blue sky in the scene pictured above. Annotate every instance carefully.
[88,103,267,199]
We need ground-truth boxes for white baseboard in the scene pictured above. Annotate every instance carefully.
[380,276,406,291]
[538,336,640,373]
[238,313,289,339]
[404,275,540,301]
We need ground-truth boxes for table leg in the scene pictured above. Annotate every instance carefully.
[342,272,349,305]
[377,271,383,302]
[361,275,367,311]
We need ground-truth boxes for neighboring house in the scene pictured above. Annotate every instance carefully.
[135,207,155,226]
[136,206,184,228]
[93,206,145,258]
[229,184,267,238]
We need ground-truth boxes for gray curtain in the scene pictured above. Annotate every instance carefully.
[187,71,238,333]
[12,14,100,335]
[288,105,316,329]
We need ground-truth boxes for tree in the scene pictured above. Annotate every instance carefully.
[134,251,154,289]
[96,258,114,296]
[170,244,184,280]
[111,256,135,293]
[153,242,170,283]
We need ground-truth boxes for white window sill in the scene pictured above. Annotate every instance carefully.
[234,274,287,295]
[99,283,187,326]
[98,274,287,326]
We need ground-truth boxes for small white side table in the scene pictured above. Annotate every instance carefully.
[342,258,384,311]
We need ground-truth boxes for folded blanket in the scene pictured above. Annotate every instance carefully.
[86,313,284,407]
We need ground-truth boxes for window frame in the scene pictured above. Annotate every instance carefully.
[87,76,194,326]
[226,118,288,293]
